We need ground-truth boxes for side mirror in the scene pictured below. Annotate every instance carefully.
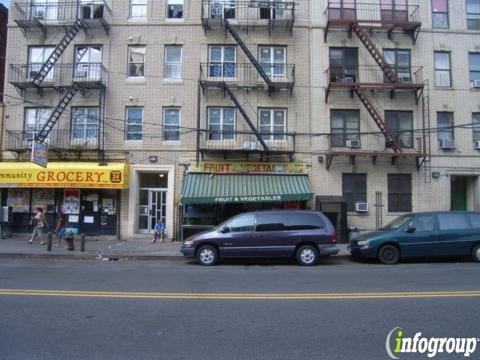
[219,226,229,234]
[405,224,416,233]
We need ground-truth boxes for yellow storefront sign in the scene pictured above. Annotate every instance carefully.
[189,161,306,174]
[0,162,129,189]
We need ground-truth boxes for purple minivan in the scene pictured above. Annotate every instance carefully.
[181,210,339,266]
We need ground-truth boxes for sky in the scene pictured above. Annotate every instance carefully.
[0,0,8,7]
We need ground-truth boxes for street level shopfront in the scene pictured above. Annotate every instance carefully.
[0,162,129,236]
[180,161,313,240]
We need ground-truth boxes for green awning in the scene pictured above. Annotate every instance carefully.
[182,173,313,205]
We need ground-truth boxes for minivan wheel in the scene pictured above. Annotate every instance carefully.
[378,245,400,265]
[472,244,480,263]
[196,245,218,266]
[296,245,318,266]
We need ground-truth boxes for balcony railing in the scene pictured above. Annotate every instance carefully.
[326,65,423,89]
[325,1,420,25]
[326,133,424,154]
[5,130,103,151]
[9,63,108,90]
[13,1,111,31]
[199,130,295,153]
[201,0,295,30]
[200,63,295,90]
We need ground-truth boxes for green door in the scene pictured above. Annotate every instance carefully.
[451,177,467,211]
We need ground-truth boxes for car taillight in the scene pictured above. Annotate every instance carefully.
[331,233,337,243]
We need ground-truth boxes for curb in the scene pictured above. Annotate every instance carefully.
[0,253,351,261]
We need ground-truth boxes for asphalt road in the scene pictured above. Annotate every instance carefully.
[0,258,479,360]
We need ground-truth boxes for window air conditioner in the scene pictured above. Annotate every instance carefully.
[474,140,480,150]
[355,202,368,213]
[472,80,480,88]
[33,9,45,20]
[439,139,456,150]
[346,139,361,148]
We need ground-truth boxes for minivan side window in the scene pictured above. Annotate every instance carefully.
[437,214,470,230]
[410,214,434,232]
[285,213,325,230]
[467,214,480,228]
[255,213,286,232]
[225,214,255,233]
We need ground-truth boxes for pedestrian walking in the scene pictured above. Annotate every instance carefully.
[54,212,67,247]
[28,207,48,245]
[152,219,166,243]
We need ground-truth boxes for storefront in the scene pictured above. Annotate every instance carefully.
[180,161,313,240]
[0,162,128,236]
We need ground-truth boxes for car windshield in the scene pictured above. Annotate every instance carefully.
[380,214,412,230]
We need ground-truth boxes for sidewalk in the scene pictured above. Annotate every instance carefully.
[0,234,350,260]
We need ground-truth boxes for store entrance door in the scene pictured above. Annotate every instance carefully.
[138,189,167,234]
[80,191,99,234]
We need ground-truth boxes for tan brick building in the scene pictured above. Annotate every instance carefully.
[1,0,480,241]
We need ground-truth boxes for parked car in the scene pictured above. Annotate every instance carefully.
[181,210,339,266]
[349,211,480,264]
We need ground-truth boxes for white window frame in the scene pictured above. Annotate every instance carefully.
[74,45,102,80]
[24,107,53,141]
[164,46,182,79]
[125,107,144,141]
[434,51,451,87]
[207,107,236,141]
[258,108,287,141]
[128,45,146,77]
[258,46,286,78]
[31,0,58,20]
[167,0,183,19]
[130,0,147,19]
[28,46,55,81]
[208,45,237,78]
[71,107,100,143]
[163,107,181,141]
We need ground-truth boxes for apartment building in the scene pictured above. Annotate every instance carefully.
[1,0,479,241]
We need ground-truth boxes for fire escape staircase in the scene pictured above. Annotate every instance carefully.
[223,83,269,152]
[224,20,275,92]
[35,83,83,144]
[354,88,402,154]
[32,19,84,87]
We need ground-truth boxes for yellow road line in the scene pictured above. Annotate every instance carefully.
[0,289,479,300]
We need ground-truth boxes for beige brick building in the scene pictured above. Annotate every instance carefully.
[1,0,480,241]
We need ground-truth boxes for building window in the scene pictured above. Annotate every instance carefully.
[467,0,480,30]
[329,0,356,20]
[434,51,451,87]
[385,111,413,148]
[75,46,102,80]
[473,113,480,143]
[164,46,182,79]
[259,46,286,78]
[432,0,449,28]
[330,110,360,147]
[209,45,236,78]
[437,112,454,143]
[469,53,480,86]
[208,107,235,140]
[258,108,286,141]
[163,107,180,141]
[329,47,358,83]
[167,0,183,18]
[125,107,143,140]
[71,107,99,142]
[28,47,55,81]
[210,1,235,19]
[128,46,145,77]
[31,1,58,20]
[24,108,53,140]
[383,49,412,82]
[380,0,408,22]
[130,0,147,18]
[388,174,412,212]
[342,174,367,212]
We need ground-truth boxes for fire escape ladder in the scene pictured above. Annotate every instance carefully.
[224,20,274,91]
[223,83,270,152]
[354,88,402,153]
[35,84,82,144]
[32,19,84,87]
[352,23,397,83]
